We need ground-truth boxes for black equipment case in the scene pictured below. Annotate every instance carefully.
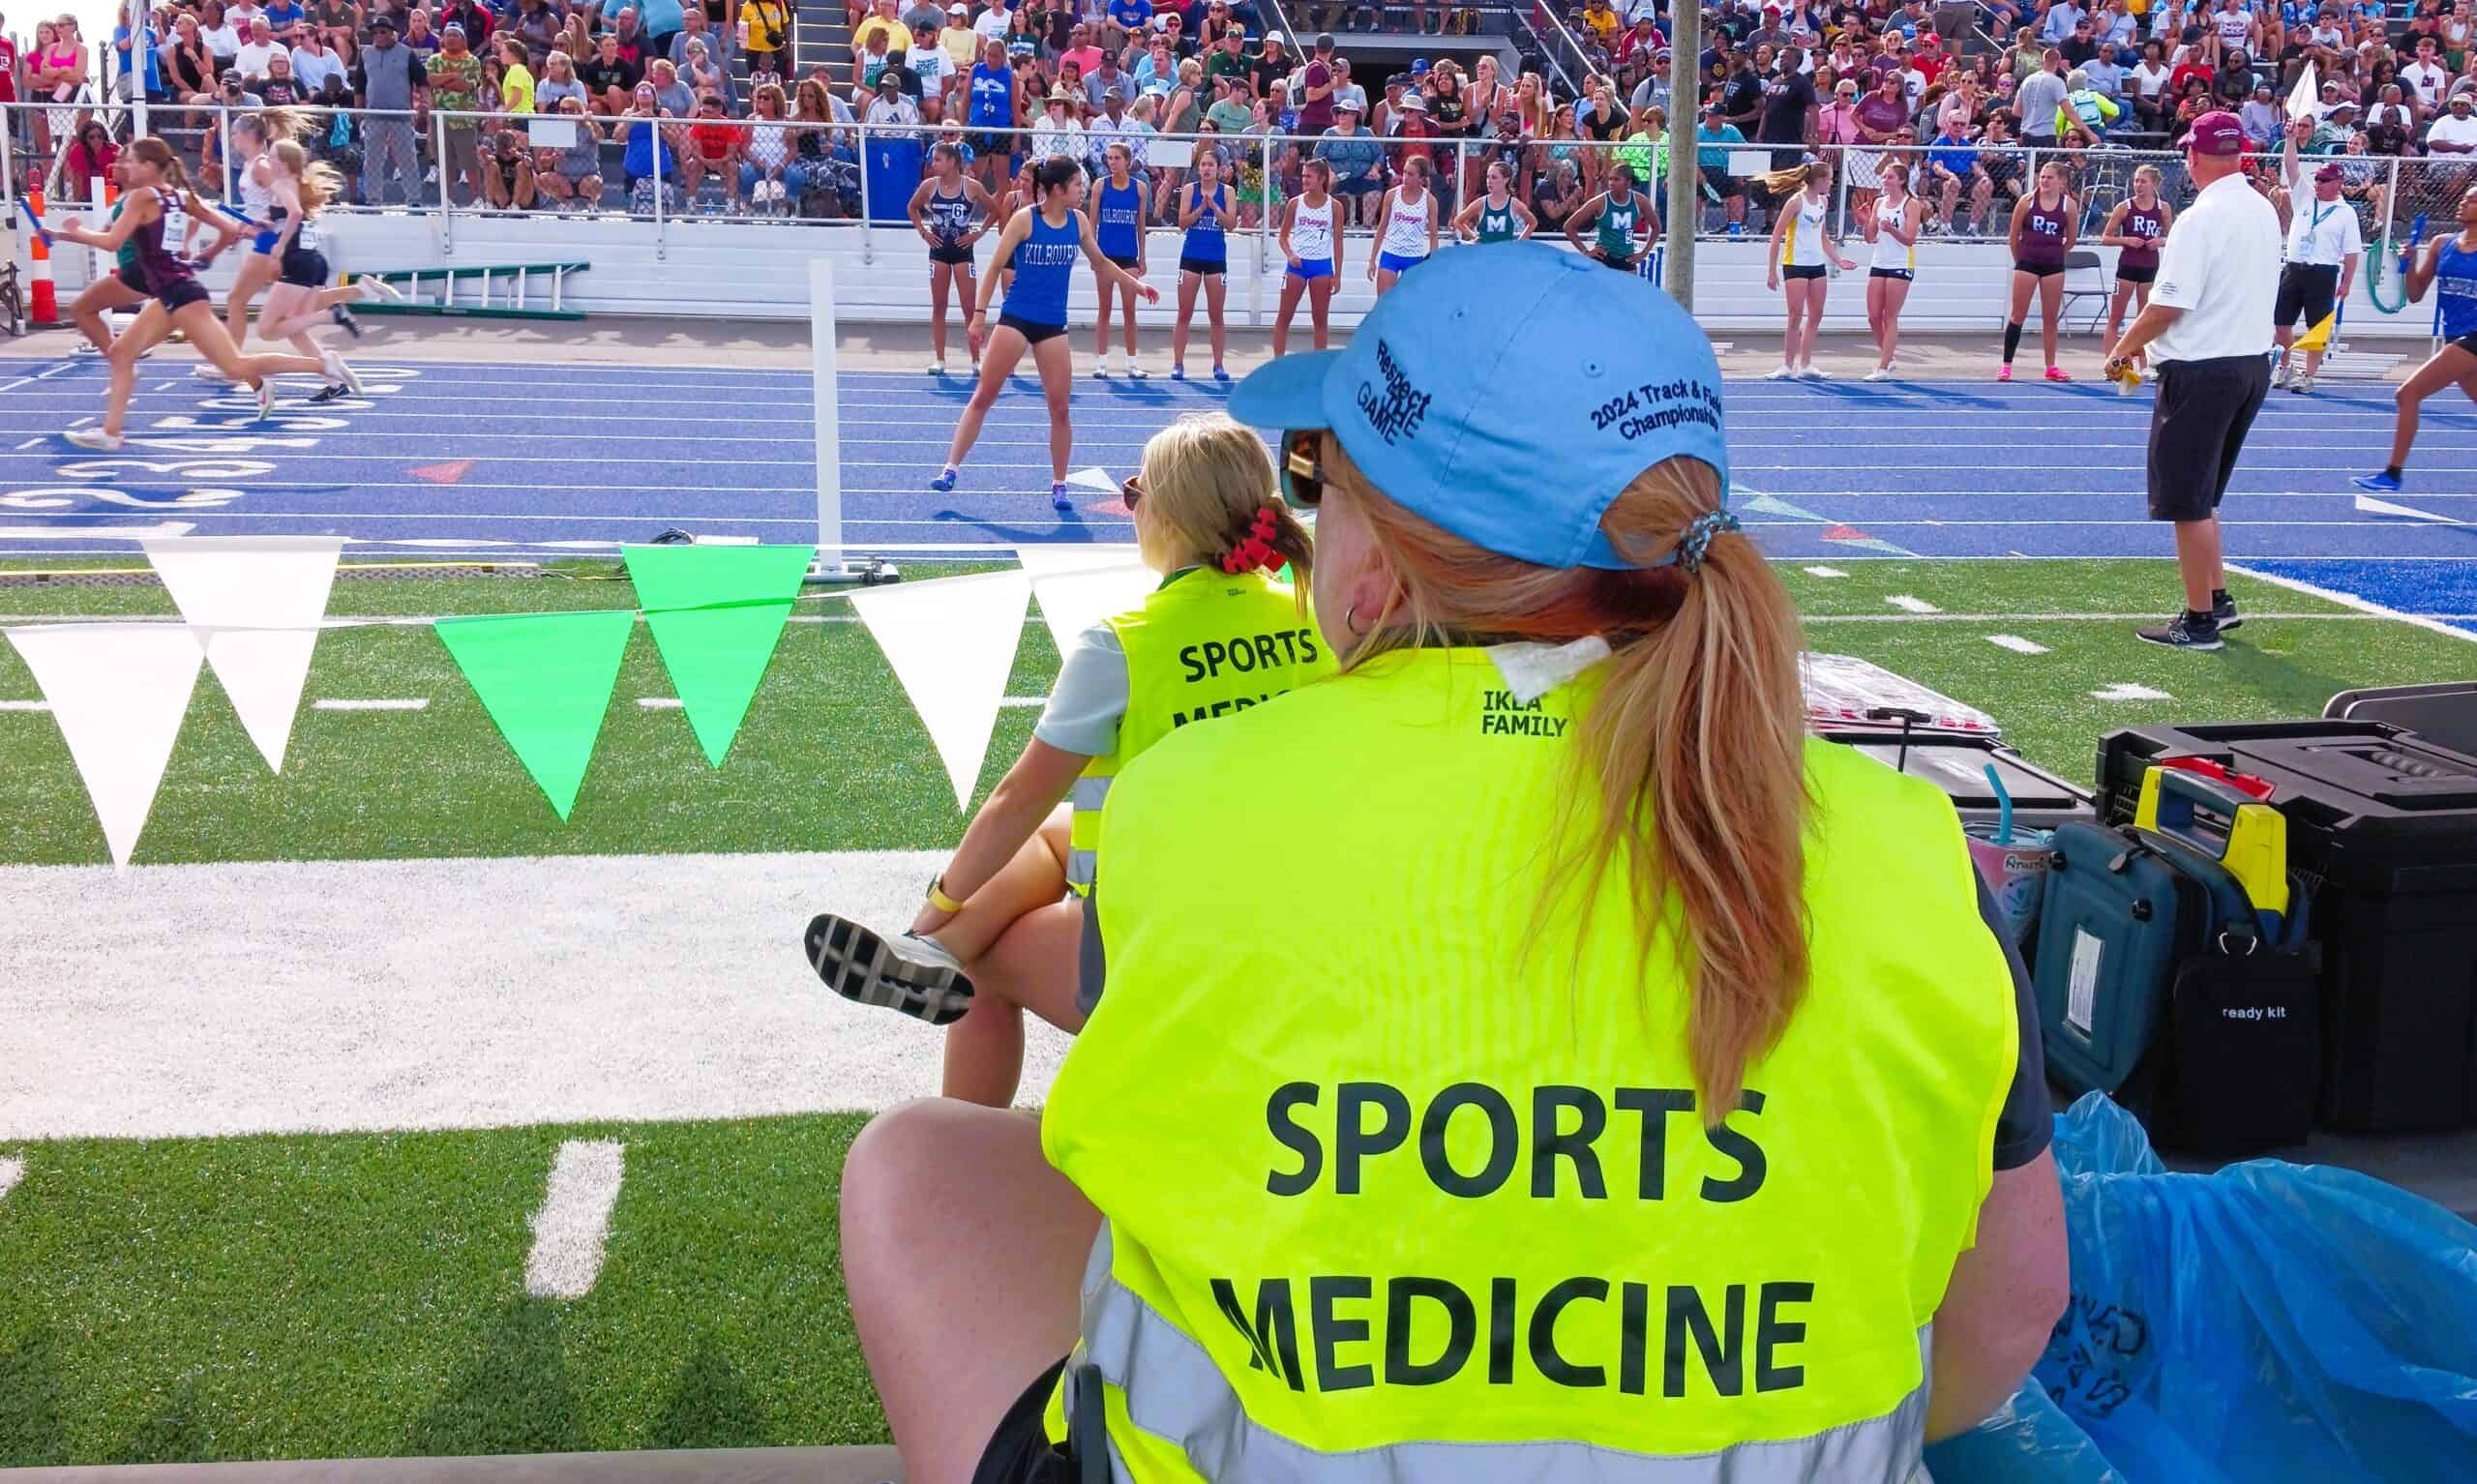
[2324,681,2477,759]
[2097,721,2477,1132]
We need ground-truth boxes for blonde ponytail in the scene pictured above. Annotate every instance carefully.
[1757,159,1828,198]
[1326,439,1810,1114]
[272,137,342,213]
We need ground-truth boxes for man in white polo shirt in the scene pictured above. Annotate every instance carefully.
[2272,119,2362,396]
[2106,108,2281,651]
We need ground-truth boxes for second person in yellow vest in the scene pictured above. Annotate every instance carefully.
[805,412,1331,1106]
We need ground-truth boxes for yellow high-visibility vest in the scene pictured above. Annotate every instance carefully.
[1042,646,2016,1479]
[1063,567,1328,895]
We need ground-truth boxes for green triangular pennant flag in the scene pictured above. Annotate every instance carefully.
[621,545,815,767]
[433,609,635,820]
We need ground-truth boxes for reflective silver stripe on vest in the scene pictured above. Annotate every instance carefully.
[1065,777,1113,887]
[1076,1224,1933,1484]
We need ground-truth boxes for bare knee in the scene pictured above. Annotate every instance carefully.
[841,1099,970,1269]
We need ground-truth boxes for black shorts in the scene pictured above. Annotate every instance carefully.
[1179,254,1225,276]
[279,247,330,289]
[1105,252,1141,271]
[1700,163,1742,198]
[115,262,148,293]
[930,242,975,266]
[997,311,1067,345]
[2116,262,2156,284]
[971,131,1013,157]
[1782,262,1828,281]
[2454,330,2477,358]
[971,1357,1076,1484]
[1601,253,1638,274]
[2275,261,2340,330]
[1870,266,1914,282]
[2014,259,2065,279]
[2148,354,2271,523]
[155,278,211,312]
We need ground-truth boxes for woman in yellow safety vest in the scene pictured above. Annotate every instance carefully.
[806,412,1328,1108]
[839,244,2068,1484]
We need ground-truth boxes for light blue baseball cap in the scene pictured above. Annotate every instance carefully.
[1228,241,1729,572]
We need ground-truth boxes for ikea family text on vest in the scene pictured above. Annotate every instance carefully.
[1215,1083,1811,1399]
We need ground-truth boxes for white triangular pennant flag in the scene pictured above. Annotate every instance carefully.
[851,570,1030,812]
[1014,543,1147,579]
[6,624,205,867]
[142,537,344,771]
[2285,61,2317,122]
[1030,564,1161,660]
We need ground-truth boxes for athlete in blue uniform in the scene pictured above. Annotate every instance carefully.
[909,140,1000,376]
[934,156,1159,511]
[2356,186,2477,492]
[1088,143,1151,378]
[1169,148,1235,382]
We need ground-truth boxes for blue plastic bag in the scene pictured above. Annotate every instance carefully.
[1925,1095,2477,1483]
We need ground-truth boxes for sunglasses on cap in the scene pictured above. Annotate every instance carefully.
[1279,430,1329,509]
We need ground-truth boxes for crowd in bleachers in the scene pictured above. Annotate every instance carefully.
[5,0,2473,231]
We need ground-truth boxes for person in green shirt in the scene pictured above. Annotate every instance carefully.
[427,23,488,207]
[1203,72,1253,134]
[1694,101,1747,233]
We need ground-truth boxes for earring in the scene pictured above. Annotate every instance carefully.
[1345,602,1364,636]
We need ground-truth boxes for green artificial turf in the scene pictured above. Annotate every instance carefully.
[0,1115,881,1466]
[0,556,2467,866]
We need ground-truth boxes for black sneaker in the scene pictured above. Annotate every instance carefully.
[330,305,364,340]
[803,914,975,1024]
[308,383,351,403]
[2135,612,2224,651]
[2213,593,2242,632]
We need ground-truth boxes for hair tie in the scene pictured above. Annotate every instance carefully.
[1675,508,1742,575]
[1220,506,1283,575]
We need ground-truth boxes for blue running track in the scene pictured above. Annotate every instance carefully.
[2,355,2474,633]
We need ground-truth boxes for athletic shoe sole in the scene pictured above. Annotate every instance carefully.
[802,914,972,1025]
[2134,629,2224,651]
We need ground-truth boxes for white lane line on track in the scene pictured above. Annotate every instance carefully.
[2230,564,2477,647]
[524,1140,626,1300]
[313,697,430,711]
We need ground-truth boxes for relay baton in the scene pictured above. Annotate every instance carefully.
[15,197,49,250]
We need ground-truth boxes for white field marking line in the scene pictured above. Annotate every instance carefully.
[313,697,430,711]
[1803,566,1849,579]
[637,697,684,709]
[0,1154,21,1202]
[524,1140,627,1301]
[2229,563,2477,647]
[1886,595,1941,613]
[2092,683,2174,700]
[1000,697,1045,708]
[1986,635,2051,654]
[0,699,51,712]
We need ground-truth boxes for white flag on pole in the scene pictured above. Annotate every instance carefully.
[5,624,205,868]
[2286,61,2318,121]
[143,536,344,772]
[851,571,1031,812]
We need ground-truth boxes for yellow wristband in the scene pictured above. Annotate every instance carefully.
[927,877,966,915]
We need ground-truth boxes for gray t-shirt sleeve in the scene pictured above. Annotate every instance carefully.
[1034,621,1131,758]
